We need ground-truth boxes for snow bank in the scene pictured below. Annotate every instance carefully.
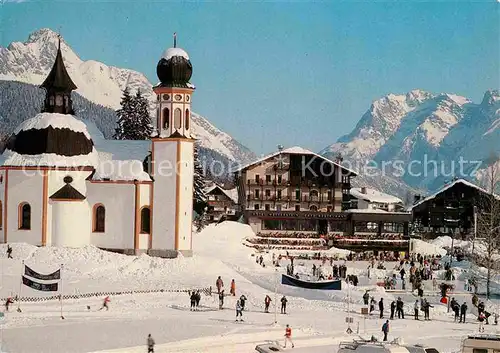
[2,148,99,168]
[93,159,151,181]
[410,239,447,256]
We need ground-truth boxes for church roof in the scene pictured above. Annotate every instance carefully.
[40,38,77,92]
[50,183,86,200]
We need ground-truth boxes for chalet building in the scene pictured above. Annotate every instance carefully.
[349,187,404,212]
[411,178,500,237]
[205,184,237,222]
[234,146,412,253]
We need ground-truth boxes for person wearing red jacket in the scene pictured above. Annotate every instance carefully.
[99,296,110,311]
[284,324,294,348]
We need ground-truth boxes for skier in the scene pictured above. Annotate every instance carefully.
[4,297,14,312]
[370,297,376,314]
[478,312,486,332]
[99,296,110,311]
[216,276,224,294]
[280,295,288,314]
[230,279,236,296]
[414,300,419,320]
[382,320,390,342]
[190,291,196,311]
[264,295,271,313]
[363,291,369,306]
[195,290,201,309]
[218,290,225,310]
[284,324,294,348]
[235,299,243,321]
[390,300,396,320]
[147,334,155,353]
[239,294,247,311]
[460,302,467,323]
[6,245,12,259]
[396,297,404,319]
[379,298,384,319]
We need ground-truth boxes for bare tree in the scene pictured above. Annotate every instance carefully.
[476,157,500,299]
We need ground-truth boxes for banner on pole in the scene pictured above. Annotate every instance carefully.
[24,265,60,281]
[22,276,59,292]
[281,274,342,290]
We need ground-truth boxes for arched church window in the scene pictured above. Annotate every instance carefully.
[49,96,55,105]
[185,109,190,130]
[174,108,182,129]
[93,204,105,232]
[18,203,31,230]
[55,95,63,106]
[140,207,151,234]
[64,95,69,108]
[310,190,319,198]
[162,107,170,129]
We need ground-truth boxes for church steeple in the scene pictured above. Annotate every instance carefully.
[40,36,77,115]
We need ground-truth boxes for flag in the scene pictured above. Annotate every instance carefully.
[281,274,342,290]
[22,276,58,292]
[24,265,60,281]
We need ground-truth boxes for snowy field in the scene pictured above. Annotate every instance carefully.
[0,222,499,353]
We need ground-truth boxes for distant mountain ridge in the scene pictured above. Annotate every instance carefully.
[321,89,500,193]
[0,28,256,166]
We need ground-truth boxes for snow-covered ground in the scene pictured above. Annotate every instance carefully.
[0,223,498,353]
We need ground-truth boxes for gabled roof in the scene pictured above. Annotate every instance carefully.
[205,184,238,203]
[50,183,86,200]
[411,178,500,210]
[232,146,357,175]
[40,38,77,92]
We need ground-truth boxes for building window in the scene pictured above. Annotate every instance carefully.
[265,189,271,197]
[174,108,182,129]
[310,205,318,211]
[327,206,332,212]
[266,175,271,183]
[18,203,31,230]
[49,96,55,105]
[162,107,170,129]
[55,95,63,106]
[140,207,151,234]
[295,205,300,211]
[277,190,282,199]
[277,175,282,183]
[63,95,69,108]
[327,190,332,201]
[254,204,259,210]
[93,204,105,233]
[295,189,300,201]
[185,109,190,130]
[265,204,271,211]
[255,189,260,199]
[255,174,260,183]
[276,204,282,211]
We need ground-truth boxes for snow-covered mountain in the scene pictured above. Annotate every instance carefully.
[321,89,500,193]
[0,28,255,165]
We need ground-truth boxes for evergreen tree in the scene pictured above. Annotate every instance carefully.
[134,89,153,139]
[193,143,208,230]
[114,87,136,140]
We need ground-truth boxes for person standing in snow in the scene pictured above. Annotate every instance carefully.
[190,291,197,311]
[396,297,404,319]
[4,297,14,312]
[6,245,12,259]
[195,290,201,309]
[230,279,236,296]
[216,276,224,294]
[239,294,247,311]
[264,295,271,313]
[99,296,110,311]
[235,299,243,321]
[379,298,384,318]
[414,300,420,320]
[281,295,288,314]
[390,300,396,320]
[363,291,369,306]
[284,324,294,348]
[369,297,376,314]
[460,302,467,323]
[478,312,486,332]
[382,320,389,342]
[147,334,155,353]
[218,290,225,310]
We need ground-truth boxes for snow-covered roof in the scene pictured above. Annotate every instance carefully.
[350,187,402,204]
[14,112,92,139]
[161,47,189,61]
[344,208,409,215]
[2,148,99,168]
[92,160,151,182]
[205,184,238,203]
[411,178,500,210]
[232,146,357,175]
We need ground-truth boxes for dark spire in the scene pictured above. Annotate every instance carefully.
[173,32,177,48]
[40,35,77,114]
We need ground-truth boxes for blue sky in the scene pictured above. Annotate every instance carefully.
[1,1,499,155]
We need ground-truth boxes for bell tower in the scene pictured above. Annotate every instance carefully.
[150,33,195,257]
[153,33,194,138]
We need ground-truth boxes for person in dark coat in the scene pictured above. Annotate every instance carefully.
[218,290,225,310]
[453,302,460,322]
[460,302,467,323]
[390,300,396,320]
[379,298,384,319]
[147,334,155,353]
[363,291,369,306]
[190,291,197,311]
[382,320,389,341]
[396,297,404,319]
[264,295,271,313]
[281,295,288,314]
[239,295,247,311]
[6,245,12,259]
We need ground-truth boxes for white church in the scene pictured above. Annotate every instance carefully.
[0,38,196,257]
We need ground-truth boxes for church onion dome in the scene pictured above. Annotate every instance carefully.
[156,47,194,88]
[3,112,99,168]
